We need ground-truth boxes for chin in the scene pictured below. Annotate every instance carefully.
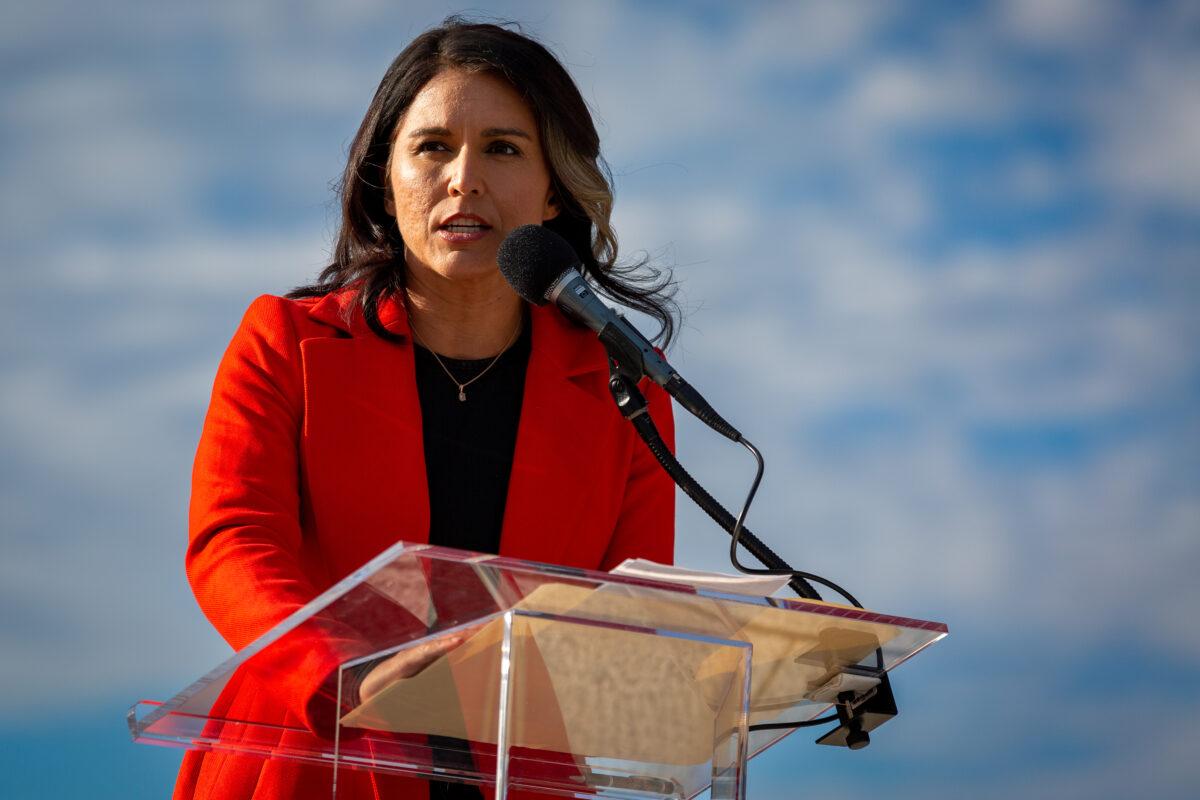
[429,255,502,282]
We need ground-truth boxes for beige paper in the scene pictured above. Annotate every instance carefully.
[340,582,899,765]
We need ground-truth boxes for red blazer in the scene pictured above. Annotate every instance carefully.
[174,289,675,800]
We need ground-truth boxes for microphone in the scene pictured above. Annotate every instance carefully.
[497,224,742,442]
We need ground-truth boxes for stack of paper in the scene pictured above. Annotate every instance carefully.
[609,559,793,597]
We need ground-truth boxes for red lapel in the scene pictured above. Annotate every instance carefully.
[499,305,611,567]
[301,291,430,577]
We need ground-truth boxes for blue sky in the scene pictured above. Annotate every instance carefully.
[1,1,1197,798]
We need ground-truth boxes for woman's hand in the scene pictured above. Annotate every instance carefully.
[358,626,480,704]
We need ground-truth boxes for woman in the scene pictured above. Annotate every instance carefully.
[174,18,677,800]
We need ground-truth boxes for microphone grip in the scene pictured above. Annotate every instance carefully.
[664,375,743,443]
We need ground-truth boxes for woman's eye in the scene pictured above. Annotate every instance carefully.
[415,141,449,153]
[488,141,521,156]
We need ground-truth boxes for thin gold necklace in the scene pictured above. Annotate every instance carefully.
[409,318,522,402]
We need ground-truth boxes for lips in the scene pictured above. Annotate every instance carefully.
[436,213,492,243]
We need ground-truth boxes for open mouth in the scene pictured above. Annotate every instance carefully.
[438,214,492,238]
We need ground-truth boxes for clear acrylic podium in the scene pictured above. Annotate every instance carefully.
[129,542,947,799]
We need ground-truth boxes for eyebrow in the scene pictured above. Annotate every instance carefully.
[407,126,533,140]
[483,127,533,140]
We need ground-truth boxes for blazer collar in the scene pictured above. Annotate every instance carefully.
[305,286,606,379]
[306,286,411,340]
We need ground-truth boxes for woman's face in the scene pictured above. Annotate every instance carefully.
[388,68,558,285]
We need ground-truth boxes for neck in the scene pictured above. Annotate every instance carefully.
[404,268,524,359]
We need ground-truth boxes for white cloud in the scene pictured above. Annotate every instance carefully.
[998,0,1124,49]
[1,71,198,237]
[1093,50,1200,209]
[41,231,328,294]
[732,0,892,70]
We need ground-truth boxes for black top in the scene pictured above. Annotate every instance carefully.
[413,320,531,800]
[413,319,532,557]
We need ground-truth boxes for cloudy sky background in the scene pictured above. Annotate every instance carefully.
[1,1,1197,797]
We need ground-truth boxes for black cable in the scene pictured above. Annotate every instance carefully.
[626,406,871,611]
[724,437,866,610]
[717,428,885,673]
[749,714,839,731]
[625,410,821,600]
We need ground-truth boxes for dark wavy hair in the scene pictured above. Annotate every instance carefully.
[290,17,677,346]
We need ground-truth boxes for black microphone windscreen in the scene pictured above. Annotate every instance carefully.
[497,224,581,305]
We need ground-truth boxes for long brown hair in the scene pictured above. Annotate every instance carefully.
[290,17,677,345]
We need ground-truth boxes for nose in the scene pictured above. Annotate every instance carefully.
[447,147,483,197]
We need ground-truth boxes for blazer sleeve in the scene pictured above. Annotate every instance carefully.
[186,295,370,735]
[600,379,676,569]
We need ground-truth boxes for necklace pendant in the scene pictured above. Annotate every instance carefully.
[458,388,467,402]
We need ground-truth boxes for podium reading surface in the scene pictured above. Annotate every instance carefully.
[130,542,947,799]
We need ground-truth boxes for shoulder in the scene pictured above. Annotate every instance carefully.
[216,292,359,396]
[241,292,349,333]
[231,290,362,350]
